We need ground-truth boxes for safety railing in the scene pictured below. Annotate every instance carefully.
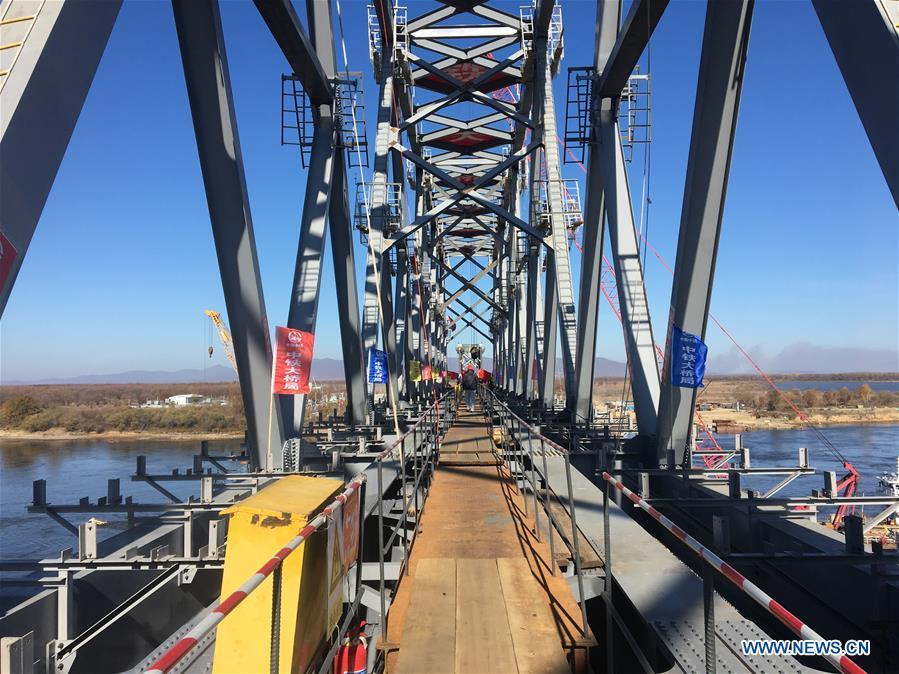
[602,471,868,674]
[145,477,366,674]
[371,393,453,642]
[483,389,589,638]
[144,395,452,674]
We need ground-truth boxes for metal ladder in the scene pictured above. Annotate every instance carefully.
[0,0,46,92]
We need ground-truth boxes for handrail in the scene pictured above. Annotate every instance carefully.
[602,471,867,674]
[485,389,589,638]
[374,392,449,461]
[145,476,366,674]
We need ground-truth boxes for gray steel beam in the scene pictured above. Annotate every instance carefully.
[571,0,621,422]
[524,239,540,400]
[252,0,332,105]
[812,0,899,208]
[281,114,335,437]
[394,248,409,400]
[329,151,368,425]
[0,0,122,317]
[281,0,339,439]
[657,0,754,466]
[532,37,579,400]
[361,56,397,401]
[597,0,670,99]
[540,253,557,407]
[533,0,557,39]
[601,116,660,435]
[173,0,283,470]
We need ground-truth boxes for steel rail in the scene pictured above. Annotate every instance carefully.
[601,471,867,674]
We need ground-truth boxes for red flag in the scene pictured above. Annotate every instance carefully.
[272,326,313,394]
[0,231,17,291]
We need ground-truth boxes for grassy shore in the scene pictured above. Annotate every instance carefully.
[1,376,897,439]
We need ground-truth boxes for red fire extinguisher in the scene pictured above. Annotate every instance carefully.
[334,622,368,674]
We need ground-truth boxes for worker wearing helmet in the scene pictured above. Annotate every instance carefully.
[461,365,478,412]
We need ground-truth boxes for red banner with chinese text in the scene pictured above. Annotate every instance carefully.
[0,231,17,291]
[272,326,313,394]
[341,486,360,573]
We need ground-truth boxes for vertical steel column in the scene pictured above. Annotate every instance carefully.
[361,56,397,399]
[812,0,899,208]
[657,0,754,466]
[0,0,122,317]
[330,150,368,425]
[280,0,338,438]
[173,0,283,469]
[532,42,579,401]
[601,115,660,435]
[540,252,558,407]
[394,248,409,401]
[281,114,334,435]
[570,0,621,422]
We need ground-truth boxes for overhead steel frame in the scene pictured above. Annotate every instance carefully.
[266,0,369,439]
[173,0,286,471]
[175,0,373,470]
[0,0,122,317]
[656,0,754,466]
[380,0,564,408]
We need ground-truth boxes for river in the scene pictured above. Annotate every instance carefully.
[0,438,243,561]
[1,426,896,561]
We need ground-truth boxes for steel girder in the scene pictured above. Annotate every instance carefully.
[812,0,899,208]
[173,0,282,470]
[360,54,398,407]
[656,0,754,466]
[570,0,621,422]
[280,0,371,436]
[531,45,579,404]
[253,0,332,105]
[600,114,661,435]
[0,0,122,318]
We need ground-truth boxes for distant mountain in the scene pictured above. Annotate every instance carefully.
[2,358,350,385]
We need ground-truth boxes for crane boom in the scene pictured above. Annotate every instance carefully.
[204,309,238,374]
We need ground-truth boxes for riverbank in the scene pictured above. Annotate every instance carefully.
[701,406,899,432]
[0,429,245,441]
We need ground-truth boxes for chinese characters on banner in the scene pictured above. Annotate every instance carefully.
[409,360,422,382]
[272,326,314,394]
[341,486,360,573]
[670,325,708,389]
[367,348,388,384]
[0,231,18,291]
[421,364,432,381]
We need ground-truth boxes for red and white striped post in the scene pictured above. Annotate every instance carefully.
[144,476,366,674]
[601,471,867,674]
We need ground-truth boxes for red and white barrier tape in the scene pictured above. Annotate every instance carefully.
[601,471,866,674]
[145,476,366,674]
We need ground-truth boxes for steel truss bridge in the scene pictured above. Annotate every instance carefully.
[0,1,897,673]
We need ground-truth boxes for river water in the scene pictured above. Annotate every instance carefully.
[1,426,896,561]
[0,438,243,561]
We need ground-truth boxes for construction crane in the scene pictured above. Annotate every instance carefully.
[204,309,238,374]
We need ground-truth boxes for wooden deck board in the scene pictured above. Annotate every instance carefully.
[497,557,572,674]
[455,559,518,673]
[394,558,457,674]
[387,406,591,674]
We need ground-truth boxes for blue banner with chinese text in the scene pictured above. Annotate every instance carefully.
[367,348,388,384]
[670,325,707,389]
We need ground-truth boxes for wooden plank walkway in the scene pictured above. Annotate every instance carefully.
[388,407,594,674]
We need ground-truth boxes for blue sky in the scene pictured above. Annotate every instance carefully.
[1,0,896,381]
